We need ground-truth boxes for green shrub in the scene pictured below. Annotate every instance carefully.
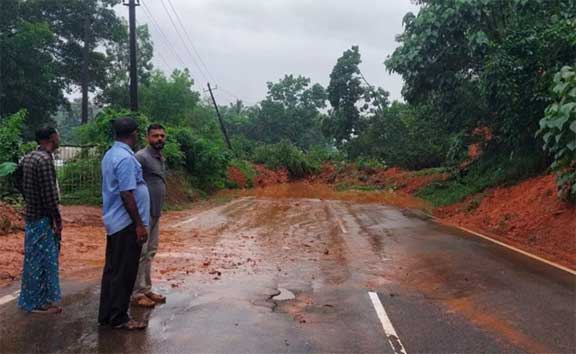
[418,147,546,206]
[58,159,101,205]
[0,110,26,199]
[163,127,185,169]
[252,141,319,179]
[73,108,150,150]
[355,157,386,172]
[230,135,258,160]
[174,128,231,192]
[306,145,345,166]
[0,110,26,163]
[537,66,576,201]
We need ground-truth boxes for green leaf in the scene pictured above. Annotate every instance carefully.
[570,120,576,134]
[561,68,575,80]
[0,162,17,177]
[552,114,570,130]
[553,82,569,95]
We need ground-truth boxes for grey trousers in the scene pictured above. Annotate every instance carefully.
[133,216,160,295]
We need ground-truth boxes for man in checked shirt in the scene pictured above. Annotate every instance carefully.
[15,127,63,314]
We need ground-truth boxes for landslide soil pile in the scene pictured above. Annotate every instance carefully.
[436,174,576,269]
[308,164,449,194]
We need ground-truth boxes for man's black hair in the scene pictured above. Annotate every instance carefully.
[112,117,139,139]
[35,127,58,143]
[147,123,166,135]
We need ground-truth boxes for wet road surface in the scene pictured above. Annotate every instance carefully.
[1,197,574,353]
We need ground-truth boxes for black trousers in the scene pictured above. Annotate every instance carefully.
[98,224,142,326]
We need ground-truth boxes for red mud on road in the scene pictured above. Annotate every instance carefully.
[0,205,105,287]
[0,173,573,288]
[240,182,427,210]
[0,204,215,288]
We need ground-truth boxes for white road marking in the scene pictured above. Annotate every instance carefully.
[0,291,20,306]
[336,218,347,233]
[173,215,199,228]
[369,291,407,354]
[417,211,576,276]
[443,222,576,276]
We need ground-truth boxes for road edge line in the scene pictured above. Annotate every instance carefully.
[446,223,576,275]
[368,291,408,354]
[425,213,576,276]
[0,290,20,306]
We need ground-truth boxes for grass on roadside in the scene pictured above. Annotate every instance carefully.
[417,149,546,207]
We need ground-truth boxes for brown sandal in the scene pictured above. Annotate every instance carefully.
[132,294,156,308]
[145,292,166,304]
[112,319,147,330]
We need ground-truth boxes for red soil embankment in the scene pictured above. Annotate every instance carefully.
[0,203,24,235]
[436,174,576,269]
[253,164,289,187]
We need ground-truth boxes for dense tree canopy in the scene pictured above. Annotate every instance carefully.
[386,0,576,149]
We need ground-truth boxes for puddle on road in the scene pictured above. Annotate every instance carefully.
[272,288,296,301]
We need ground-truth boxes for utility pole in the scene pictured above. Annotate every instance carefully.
[124,0,140,112]
[207,83,232,150]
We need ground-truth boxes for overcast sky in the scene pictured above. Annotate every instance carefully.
[115,0,419,105]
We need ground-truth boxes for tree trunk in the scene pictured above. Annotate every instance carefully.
[81,16,90,124]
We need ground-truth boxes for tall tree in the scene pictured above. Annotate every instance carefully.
[0,0,65,136]
[26,0,123,123]
[324,46,389,146]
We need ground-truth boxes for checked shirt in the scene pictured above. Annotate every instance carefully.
[17,148,62,228]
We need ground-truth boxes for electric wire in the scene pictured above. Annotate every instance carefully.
[158,0,210,82]
[140,0,252,105]
[165,0,216,84]
[140,0,188,69]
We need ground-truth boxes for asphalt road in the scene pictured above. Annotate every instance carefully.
[0,197,574,354]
